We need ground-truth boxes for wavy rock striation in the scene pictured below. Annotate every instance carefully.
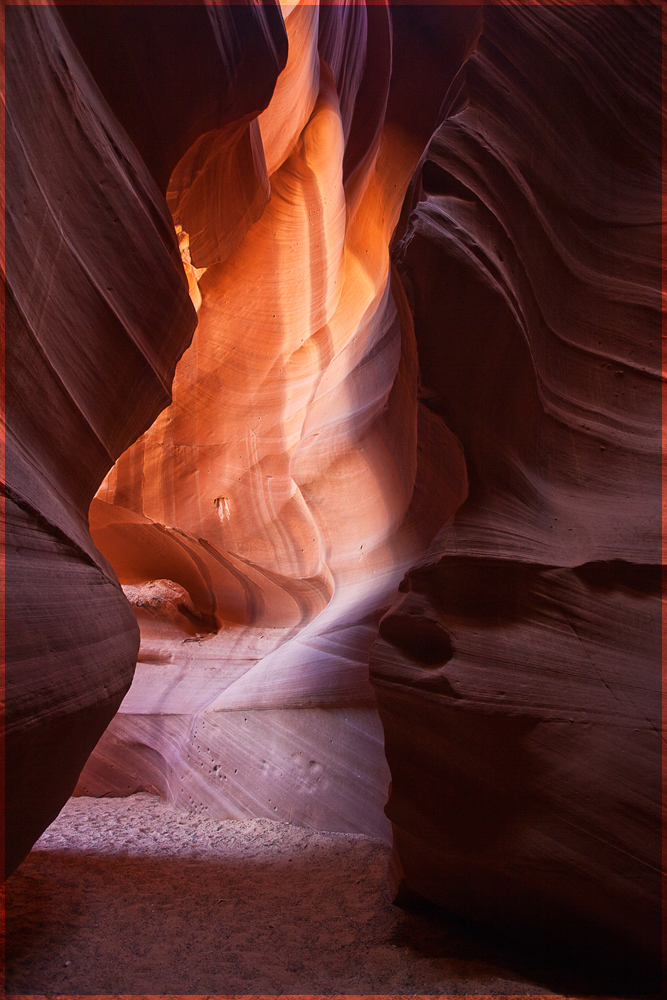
[3,0,285,875]
[375,2,662,976]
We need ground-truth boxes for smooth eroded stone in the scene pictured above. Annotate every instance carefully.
[3,1,283,873]
[374,2,662,978]
[75,707,392,842]
[80,0,472,835]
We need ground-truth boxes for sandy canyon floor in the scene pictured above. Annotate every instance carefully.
[4,794,642,996]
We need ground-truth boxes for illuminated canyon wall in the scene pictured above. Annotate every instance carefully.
[3,0,661,977]
[74,0,476,840]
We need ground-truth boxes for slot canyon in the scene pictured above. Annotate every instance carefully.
[3,0,662,993]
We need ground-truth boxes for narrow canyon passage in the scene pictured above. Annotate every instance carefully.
[4,0,662,988]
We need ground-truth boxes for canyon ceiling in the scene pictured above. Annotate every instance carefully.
[3,0,662,982]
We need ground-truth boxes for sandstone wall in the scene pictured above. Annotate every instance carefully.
[375,1,662,975]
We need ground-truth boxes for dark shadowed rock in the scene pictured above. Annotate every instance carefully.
[374,3,661,980]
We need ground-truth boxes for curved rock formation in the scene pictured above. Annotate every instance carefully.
[78,0,475,840]
[3,0,286,875]
[374,1,662,979]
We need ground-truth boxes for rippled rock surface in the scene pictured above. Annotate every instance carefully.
[375,1,662,976]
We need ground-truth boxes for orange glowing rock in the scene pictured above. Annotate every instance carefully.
[83,0,468,833]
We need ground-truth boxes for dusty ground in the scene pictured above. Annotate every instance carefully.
[4,794,645,996]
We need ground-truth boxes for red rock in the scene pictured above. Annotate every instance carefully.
[376,2,662,979]
[3,1,283,875]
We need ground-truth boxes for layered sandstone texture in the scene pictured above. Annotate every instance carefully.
[373,2,662,976]
[77,0,477,841]
[4,0,661,981]
[3,0,287,875]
